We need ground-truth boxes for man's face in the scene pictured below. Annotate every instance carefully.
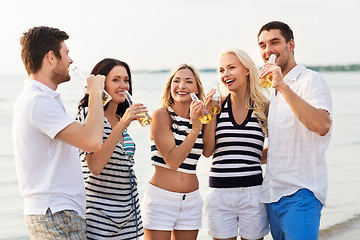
[258,29,294,73]
[51,41,73,85]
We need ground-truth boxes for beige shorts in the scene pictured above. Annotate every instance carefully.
[141,183,203,231]
[205,186,269,239]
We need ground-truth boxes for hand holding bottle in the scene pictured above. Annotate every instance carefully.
[259,55,284,89]
[124,90,152,127]
[260,54,277,88]
[209,82,221,114]
[86,75,106,97]
[119,102,148,128]
[71,66,112,106]
[190,92,212,124]
[189,99,204,131]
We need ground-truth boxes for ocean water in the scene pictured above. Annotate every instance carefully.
[0,71,359,240]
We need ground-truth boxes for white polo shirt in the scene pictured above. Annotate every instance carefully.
[12,79,86,218]
[261,64,332,206]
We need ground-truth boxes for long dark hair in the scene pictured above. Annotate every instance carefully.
[78,58,132,117]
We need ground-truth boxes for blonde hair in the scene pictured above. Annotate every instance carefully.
[220,49,269,135]
[161,64,205,108]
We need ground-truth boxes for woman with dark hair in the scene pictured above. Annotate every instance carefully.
[77,58,147,239]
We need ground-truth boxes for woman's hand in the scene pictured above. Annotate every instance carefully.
[118,103,148,129]
[189,100,203,132]
[205,89,215,104]
[205,89,216,116]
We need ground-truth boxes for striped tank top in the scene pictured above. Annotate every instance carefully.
[209,95,265,188]
[77,108,143,239]
[150,107,203,174]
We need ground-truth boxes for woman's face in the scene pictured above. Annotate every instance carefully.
[170,68,199,104]
[218,53,249,92]
[104,65,130,104]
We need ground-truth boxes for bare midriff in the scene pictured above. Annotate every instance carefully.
[150,165,199,193]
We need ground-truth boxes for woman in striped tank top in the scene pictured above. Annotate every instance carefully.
[203,49,270,240]
[77,58,148,239]
[142,64,213,240]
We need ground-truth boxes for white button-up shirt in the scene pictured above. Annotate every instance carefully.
[261,64,332,205]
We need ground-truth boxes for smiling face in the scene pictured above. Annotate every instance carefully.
[258,29,295,75]
[170,68,199,104]
[51,41,73,85]
[218,53,249,93]
[104,65,130,104]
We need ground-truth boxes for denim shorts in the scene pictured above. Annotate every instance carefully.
[25,208,86,240]
[267,188,323,240]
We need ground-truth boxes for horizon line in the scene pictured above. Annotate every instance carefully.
[133,64,360,73]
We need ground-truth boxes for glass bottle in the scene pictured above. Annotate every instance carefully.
[124,90,152,127]
[190,92,212,124]
[209,82,222,115]
[260,54,277,88]
[71,66,112,106]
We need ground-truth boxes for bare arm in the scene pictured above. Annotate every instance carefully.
[202,120,216,157]
[56,75,105,152]
[202,90,217,157]
[260,64,331,136]
[151,102,203,170]
[85,104,147,175]
[260,147,267,164]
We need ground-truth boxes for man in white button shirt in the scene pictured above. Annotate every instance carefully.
[13,26,105,239]
[257,21,332,240]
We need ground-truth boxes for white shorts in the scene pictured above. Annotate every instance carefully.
[205,186,269,239]
[141,183,203,231]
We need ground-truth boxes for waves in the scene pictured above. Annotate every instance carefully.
[319,214,360,239]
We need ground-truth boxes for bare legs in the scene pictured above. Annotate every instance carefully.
[144,229,198,240]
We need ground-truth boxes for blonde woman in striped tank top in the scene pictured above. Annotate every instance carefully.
[142,64,214,240]
[77,58,147,239]
[203,49,270,240]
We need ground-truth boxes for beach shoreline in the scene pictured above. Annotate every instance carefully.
[318,214,360,240]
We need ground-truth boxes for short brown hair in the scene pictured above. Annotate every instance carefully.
[20,26,69,75]
[258,21,294,43]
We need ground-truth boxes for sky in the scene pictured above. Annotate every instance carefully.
[1,0,359,75]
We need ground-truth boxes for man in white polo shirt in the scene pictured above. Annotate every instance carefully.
[257,21,332,240]
[13,26,105,239]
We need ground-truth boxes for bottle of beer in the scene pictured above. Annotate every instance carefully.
[124,90,152,127]
[260,54,277,88]
[190,92,212,124]
[71,66,112,106]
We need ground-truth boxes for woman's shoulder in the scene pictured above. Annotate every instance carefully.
[150,107,173,136]
[152,107,168,117]
[152,107,171,123]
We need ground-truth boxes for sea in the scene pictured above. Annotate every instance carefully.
[1,70,359,240]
